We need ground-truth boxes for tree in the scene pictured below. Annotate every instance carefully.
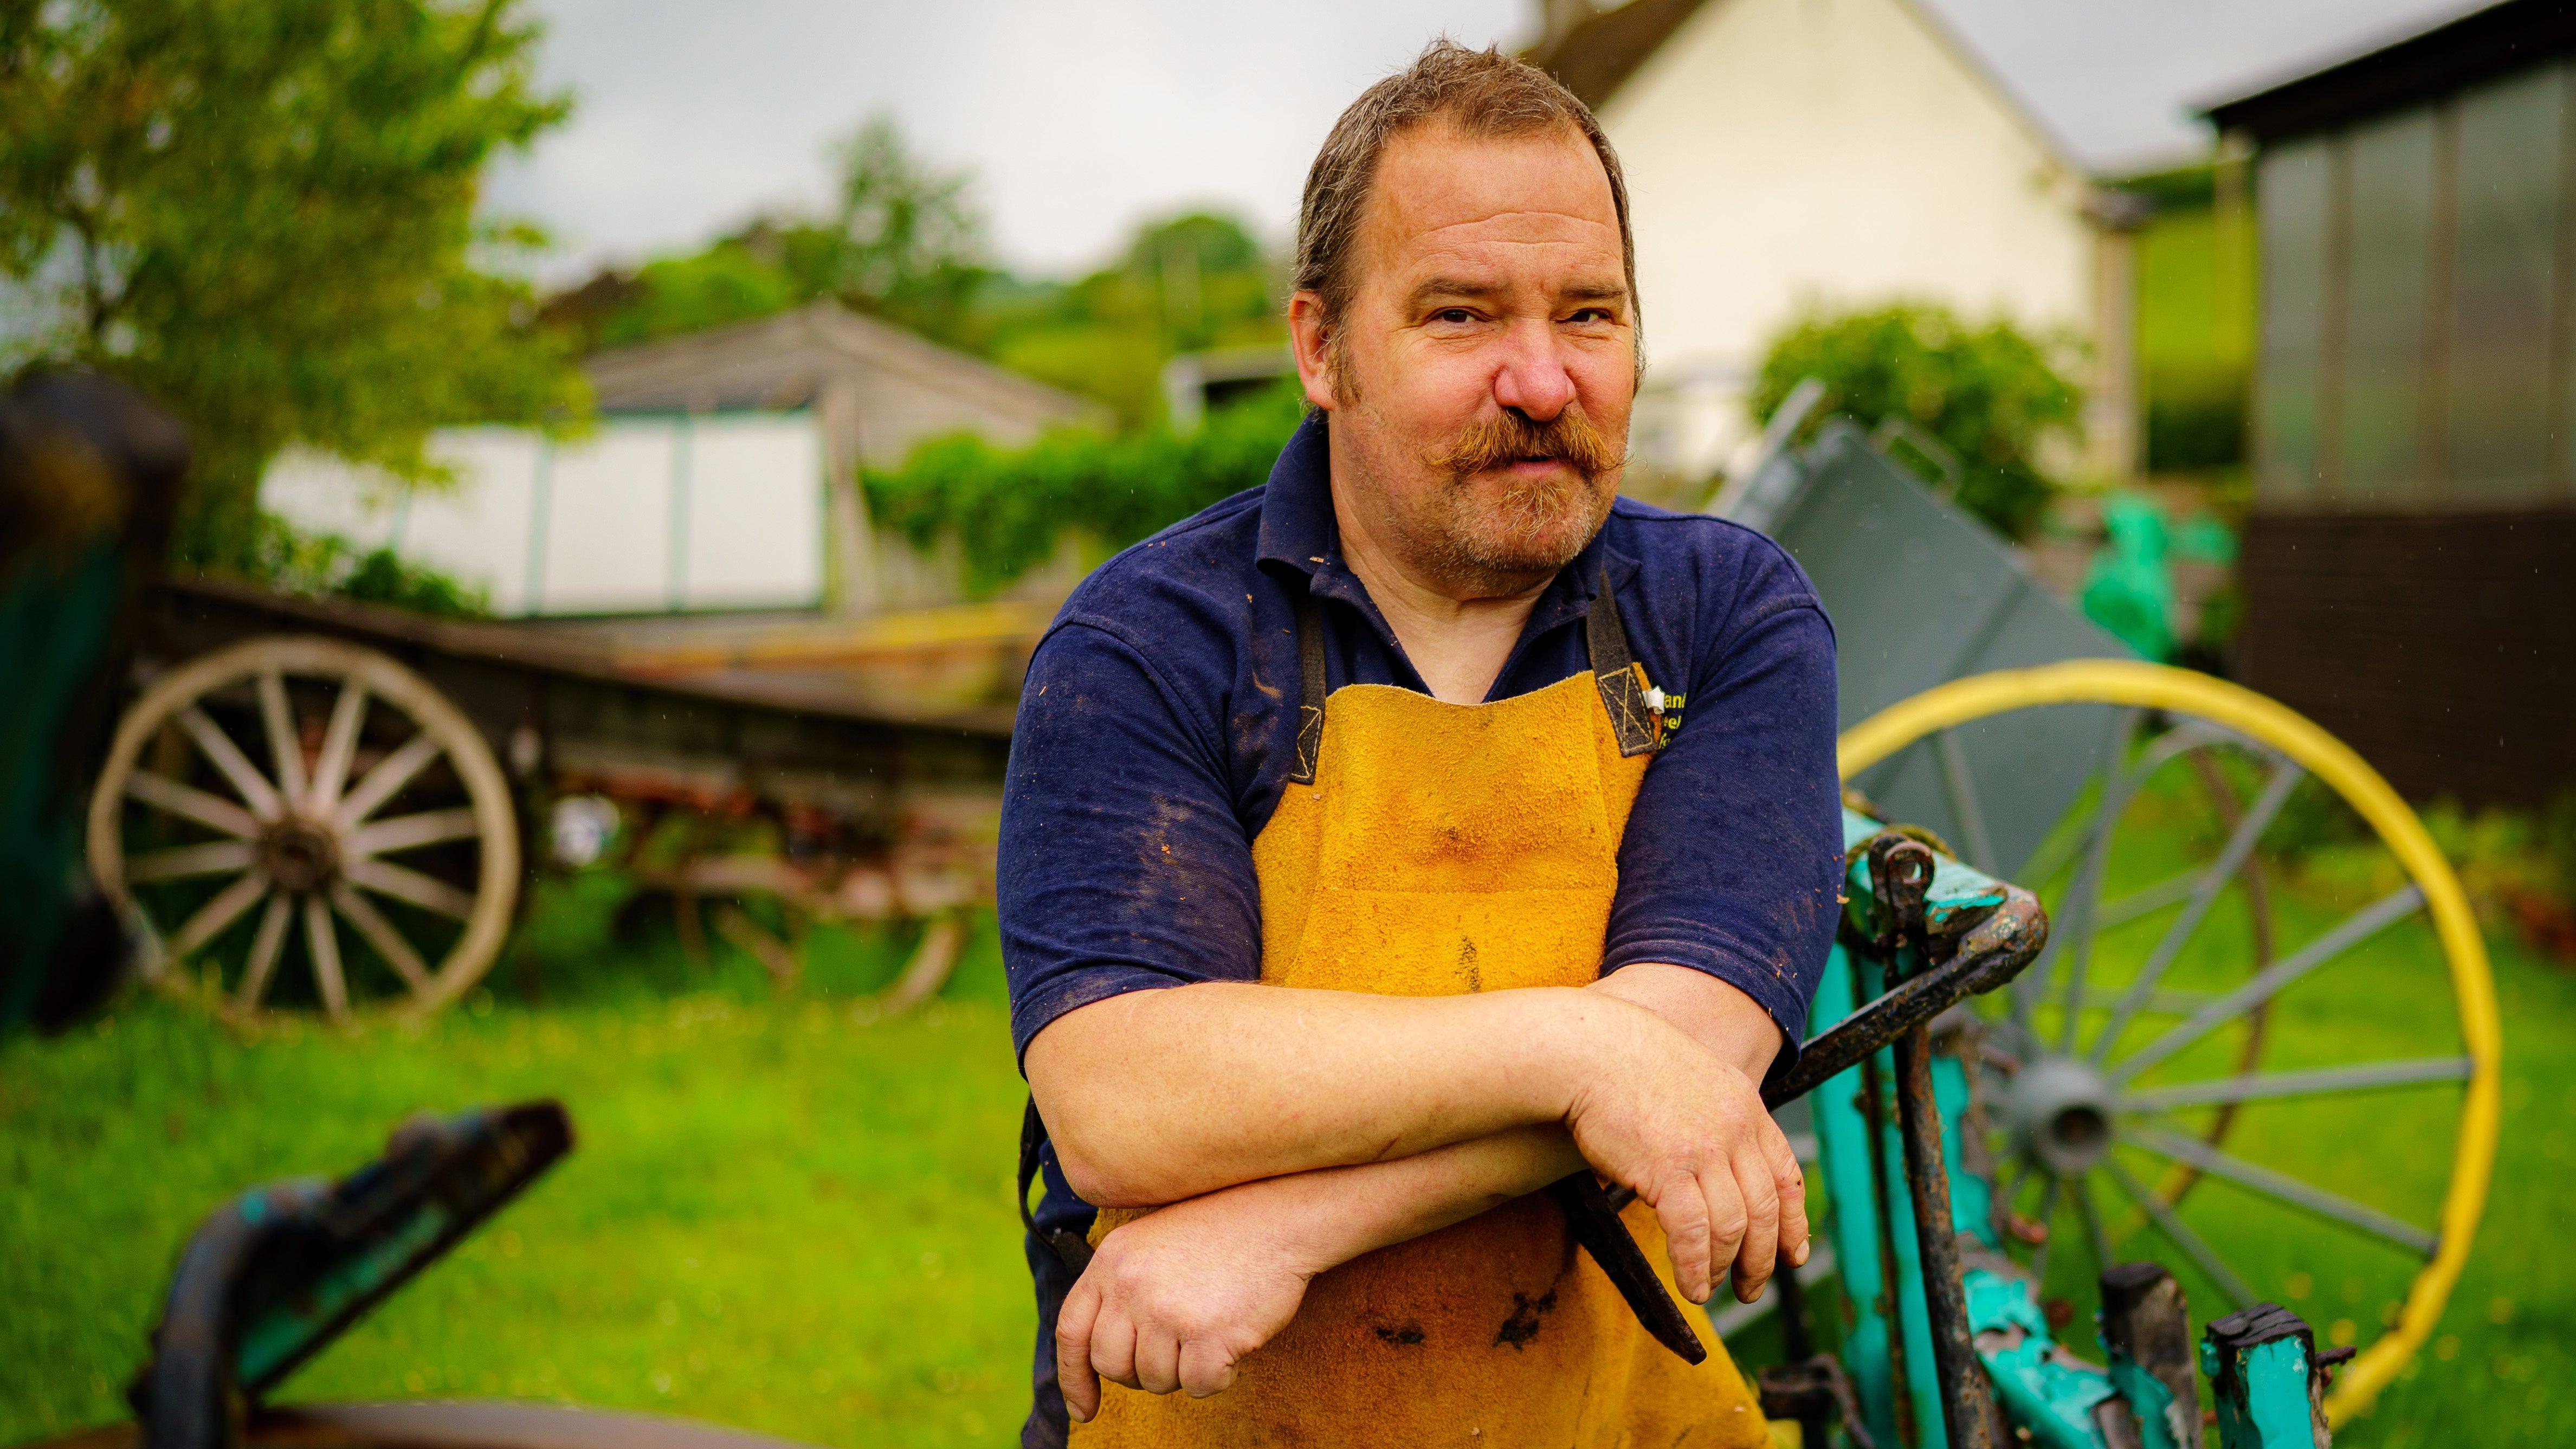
[1748,302,2083,540]
[566,113,992,353]
[0,0,586,566]
[812,113,989,336]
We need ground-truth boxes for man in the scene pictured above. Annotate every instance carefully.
[1002,40,1842,1448]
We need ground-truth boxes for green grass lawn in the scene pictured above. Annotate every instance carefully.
[4,855,2572,1446]
[1,906,1036,1447]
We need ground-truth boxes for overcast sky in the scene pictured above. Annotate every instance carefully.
[482,0,2487,283]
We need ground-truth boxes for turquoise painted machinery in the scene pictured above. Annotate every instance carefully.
[1762,807,2351,1448]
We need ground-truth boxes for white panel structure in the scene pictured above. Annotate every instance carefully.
[403,429,542,615]
[680,414,827,609]
[259,412,825,617]
[537,425,677,614]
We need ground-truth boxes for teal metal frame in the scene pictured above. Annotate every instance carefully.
[1802,808,2346,1448]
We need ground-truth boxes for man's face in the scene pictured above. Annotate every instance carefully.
[1296,121,1635,597]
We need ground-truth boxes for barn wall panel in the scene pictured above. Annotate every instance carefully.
[2237,509,2576,806]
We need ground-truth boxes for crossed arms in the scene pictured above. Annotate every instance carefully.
[1024,963,1812,1421]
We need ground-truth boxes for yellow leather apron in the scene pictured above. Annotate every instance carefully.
[1074,581,1771,1448]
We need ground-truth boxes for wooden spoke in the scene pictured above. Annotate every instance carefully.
[2125,1124,2438,1257]
[2112,885,2426,1085]
[235,892,294,1011]
[125,840,258,883]
[90,635,521,1024]
[330,882,431,995]
[304,896,351,1022]
[169,871,275,958]
[2100,1156,2254,1310]
[308,681,368,812]
[2120,1057,2473,1112]
[334,731,443,829]
[346,807,482,858]
[257,668,309,806]
[346,857,477,919]
[2088,759,2304,1062]
[177,706,283,821]
[2096,867,2206,929]
[126,770,260,839]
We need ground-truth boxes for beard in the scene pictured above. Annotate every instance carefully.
[1416,402,1624,588]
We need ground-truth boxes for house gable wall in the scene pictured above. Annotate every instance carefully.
[1593,0,2099,470]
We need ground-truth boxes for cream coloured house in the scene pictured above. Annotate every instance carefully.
[1532,0,2137,485]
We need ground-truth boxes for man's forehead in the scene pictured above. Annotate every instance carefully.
[1362,123,1621,272]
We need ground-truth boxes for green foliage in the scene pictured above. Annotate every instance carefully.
[596,243,805,350]
[584,204,1287,433]
[248,514,489,617]
[0,0,591,569]
[818,114,989,333]
[579,112,992,353]
[1748,302,2083,540]
[2136,201,2256,473]
[864,383,1304,594]
[976,211,1285,427]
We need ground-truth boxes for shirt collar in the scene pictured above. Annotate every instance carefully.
[1254,408,1639,651]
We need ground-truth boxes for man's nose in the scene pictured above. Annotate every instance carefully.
[1489,319,1578,422]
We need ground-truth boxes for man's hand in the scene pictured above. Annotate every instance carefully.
[1055,1189,1321,1424]
[1563,991,1810,1307]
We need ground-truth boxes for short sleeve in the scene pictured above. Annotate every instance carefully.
[998,622,1267,1064]
[1603,544,1844,1074]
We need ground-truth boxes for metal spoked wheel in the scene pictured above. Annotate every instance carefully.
[1839,660,2501,1423]
[87,635,519,1021]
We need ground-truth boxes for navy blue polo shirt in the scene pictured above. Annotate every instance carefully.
[998,410,1843,1444]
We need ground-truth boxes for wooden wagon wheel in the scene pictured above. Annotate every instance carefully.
[87,635,518,1021]
[1841,660,2500,1423]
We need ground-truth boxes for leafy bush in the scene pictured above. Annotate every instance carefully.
[240,513,489,617]
[2144,365,2249,473]
[863,385,1305,594]
[1748,302,2084,539]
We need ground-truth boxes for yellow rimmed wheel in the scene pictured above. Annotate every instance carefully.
[1838,659,2500,1423]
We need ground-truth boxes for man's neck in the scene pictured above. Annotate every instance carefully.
[1329,463,1553,708]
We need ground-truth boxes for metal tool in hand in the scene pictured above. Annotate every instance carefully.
[1551,817,2049,1374]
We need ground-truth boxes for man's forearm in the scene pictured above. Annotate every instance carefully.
[1028,981,1634,1206]
[1029,964,1785,1210]
[1193,1124,1587,1281]
[1123,966,1786,1280]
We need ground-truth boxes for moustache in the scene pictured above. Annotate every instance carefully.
[1431,404,1625,482]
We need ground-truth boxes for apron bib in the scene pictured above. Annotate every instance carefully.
[1071,584,1771,1449]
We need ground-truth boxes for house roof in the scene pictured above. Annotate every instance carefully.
[583,302,1099,424]
[1527,0,2083,176]
[2203,0,2576,145]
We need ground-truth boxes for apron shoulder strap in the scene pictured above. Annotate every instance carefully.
[1289,568,1663,770]
[1018,1096,1094,1274]
[1288,589,1328,785]
[1587,562,1665,757]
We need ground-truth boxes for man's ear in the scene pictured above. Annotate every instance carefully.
[1287,291,1339,412]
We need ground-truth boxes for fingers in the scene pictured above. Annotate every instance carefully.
[1055,1281,1102,1424]
[1648,1172,1715,1305]
[1132,1323,1182,1396]
[1726,1134,1782,1304]
[1177,1337,1241,1399]
[1089,1302,1141,1396]
[1772,1122,1813,1273]
[1696,1157,1750,1308]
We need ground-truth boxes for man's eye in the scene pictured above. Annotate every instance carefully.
[1568,308,1617,325]
[1432,308,1476,325]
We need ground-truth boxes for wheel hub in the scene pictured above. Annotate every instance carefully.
[1998,1053,2117,1176]
[259,817,342,894]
